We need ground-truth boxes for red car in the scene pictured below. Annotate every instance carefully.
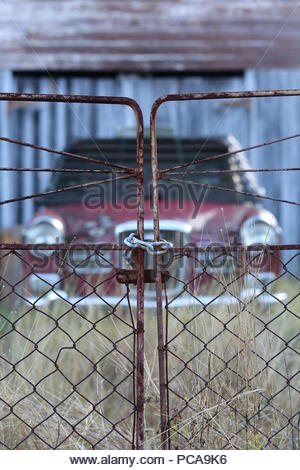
[22,135,283,308]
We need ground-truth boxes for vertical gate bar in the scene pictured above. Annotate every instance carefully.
[163,278,171,449]
[150,103,168,449]
[133,103,145,450]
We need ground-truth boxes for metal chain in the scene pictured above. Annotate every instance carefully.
[124,233,173,255]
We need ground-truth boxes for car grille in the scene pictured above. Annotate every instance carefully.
[66,250,112,274]
[195,249,237,275]
[192,245,239,298]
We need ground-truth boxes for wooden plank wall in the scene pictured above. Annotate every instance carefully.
[0,1,300,71]
[0,71,15,229]
[0,70,299,249]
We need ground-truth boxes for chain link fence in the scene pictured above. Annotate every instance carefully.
[160,246,300,449]
[150,90,300,449]
[0,246,139,449]
[0,92,145,449]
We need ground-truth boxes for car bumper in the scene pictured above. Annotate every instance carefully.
[26,288,287,309]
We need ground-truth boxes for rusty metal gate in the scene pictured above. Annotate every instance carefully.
[0,92,145,449]
[150,90,300,450]
[0,90,299,450]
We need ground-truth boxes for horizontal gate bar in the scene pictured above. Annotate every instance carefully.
[1,243,300,252]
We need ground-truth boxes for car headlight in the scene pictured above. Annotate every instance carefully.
[24,216,64,256]
[240,215,280,246]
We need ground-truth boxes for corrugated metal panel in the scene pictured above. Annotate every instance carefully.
[1,1,300,71]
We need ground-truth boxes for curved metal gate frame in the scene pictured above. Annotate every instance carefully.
[150,89,300,449]
[0,92,145,450]
[0,89,299,450]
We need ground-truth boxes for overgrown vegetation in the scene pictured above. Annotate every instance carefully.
[0,254,299,449]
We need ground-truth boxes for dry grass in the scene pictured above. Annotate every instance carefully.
[0,300,136,449]
[0,268,299,450]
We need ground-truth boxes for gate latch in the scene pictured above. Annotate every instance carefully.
[124,233,173,255]
[116,233,173,285]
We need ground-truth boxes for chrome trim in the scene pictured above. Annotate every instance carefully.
[241,212,280,231]
[115,219,192,238]
[240,213,281,245]
[194,246,236,274]
[23,215,64,256]
[23,215,64,238]
[29,273,61,294]
[68,251,113,274]
[245,272,275,285]
[26,290,287,309]
[29,273,61,284]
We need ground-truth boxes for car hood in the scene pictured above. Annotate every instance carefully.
[30,200,266,244]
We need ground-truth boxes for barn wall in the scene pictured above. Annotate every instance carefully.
[0,71,15,229]
[0,70,299,247]
[1,1,300,71]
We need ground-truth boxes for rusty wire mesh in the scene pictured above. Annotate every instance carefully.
[0,246,140,449]
[160,246,300,449]
[149,90,300,449]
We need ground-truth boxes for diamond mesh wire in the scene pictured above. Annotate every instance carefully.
[0,92,145,449]
[0,247,138,449]
[162,248,300,449]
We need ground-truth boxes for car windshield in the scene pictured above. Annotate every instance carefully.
[38,138,263,206]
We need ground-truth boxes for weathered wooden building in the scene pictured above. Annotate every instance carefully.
[0,0,299,246]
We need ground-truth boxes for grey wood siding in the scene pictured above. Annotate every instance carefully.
[0,70,299,247]
[0,71,15,228]
[1,1,300,71]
